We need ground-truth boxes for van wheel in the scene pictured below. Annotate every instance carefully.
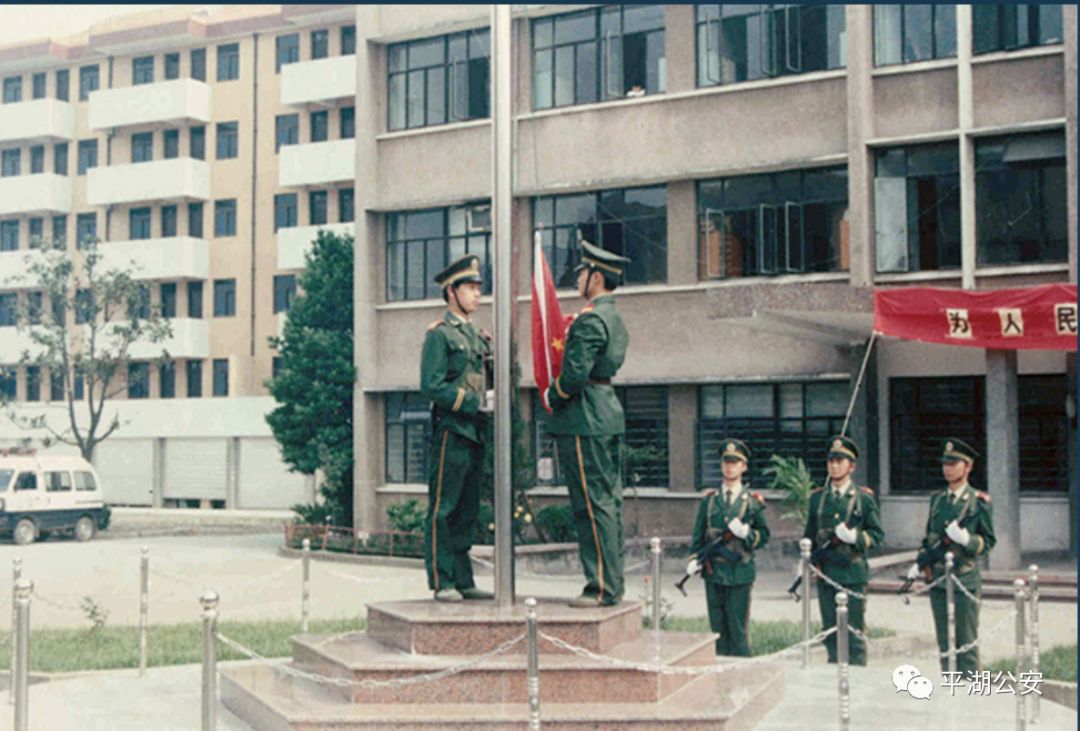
[12,519,36,546]
[74,516,96,542]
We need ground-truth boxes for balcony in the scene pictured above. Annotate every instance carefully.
[278,139,355,188]
[87,158,210,206]
[281,55,356,107]
[99,237,209,281]
[0,249,47,290]
[0,174,72,216]
[88,79,211,131]
[0,327,45,364]
[127,318,209,360]
[0,99,75,144]
[277,222,353,270]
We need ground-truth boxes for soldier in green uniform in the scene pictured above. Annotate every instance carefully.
[906,438,995,676]
[803,436,884,666]
[545,241,630,608]
[689,438,769,656]
[420,255,495,603]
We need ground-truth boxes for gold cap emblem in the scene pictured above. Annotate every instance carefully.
[725,443,736,454]
[833,439,843,449]
[945,441,954,452]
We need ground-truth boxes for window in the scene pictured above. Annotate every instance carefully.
[273,274,297,313]
[274,193,298,231]
[79,65,99,101]
[217,43,239,81]
[75,288,94,324]
[45,471,73,493]
[74,471,97,491]
[26,291,42,324]
[52,215,66,247]
[186,360,202,397]
[342,25,356,55]
[76,213,96,248]
[14,472,36,492]
[49,369,63,401]
[212,358,229,396]
[160,282,177,318]
[25,366,40,402]
[133,56,154,85]
[159,362,175,398]
[216,122,238,159]
[3,76,21,103]
[974,4,1063,55]
[0,293,15,324]
[533,186,667,288]
[32,72,45,99]
[339,188,354,223]
[164,129,179,159]
[191,48,207,81]
[388,28,490,131]
[272,357,283,379]
[309,191,327,225]
[276,33,300,72]
[131,132,153,163]
[188,202,204,238]
[533,6,664,110]
[28,219,43,247]
[190,126,206,160]
[1,149,20,177]
[698,381,848,487]
[187,281,203,318]
[275,114,299,152]
[53,142,68,175]
[214,200,237,237]
[874,142,960,273]
[165,52,180,80]
[698,166,848,279]
[975,131,1066,266]
[130,208,152,240]
[387,204,492,301]
[30,146,44,174]
[311,29,329,60]
[874,5,956,66]
[213,279,236,317]
[55,69,70,101]
[0,370,15,401]
[127,363,150,399]
[385,392,431,483]
[128,284,150,320]
[161,205,178,238]
[340,106,355,139]
[310,110,328,142]
[77,139,97,175]
[0,221,17,252]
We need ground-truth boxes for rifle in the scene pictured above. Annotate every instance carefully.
[786,527,853,602]
[898,506,978,597]
[674,530,744,597]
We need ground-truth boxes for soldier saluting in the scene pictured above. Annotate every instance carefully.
[545,241,630,608]
[420,255,495,603]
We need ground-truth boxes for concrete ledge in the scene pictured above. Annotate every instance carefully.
[277,545,423,570]
[1042,680,1078,711]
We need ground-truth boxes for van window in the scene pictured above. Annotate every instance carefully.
[0,469,11,492]
[14,472,37,491]
[46,471,73,492]
[74,472,97,492]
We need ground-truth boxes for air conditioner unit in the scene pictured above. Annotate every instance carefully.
[467,205,491,232]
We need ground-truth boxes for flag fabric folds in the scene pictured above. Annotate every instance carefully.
[531,233,568,412]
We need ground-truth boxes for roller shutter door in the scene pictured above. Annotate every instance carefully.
[163,438,228,501]
[237,438,308,509]
[92,439,154,506]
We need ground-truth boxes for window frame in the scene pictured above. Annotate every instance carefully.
[214,199,237,237]
[386,204,493,302]
[213,278,237,317]
[216,43,240,82]
[388,28,491,132]
[215,121,239,160]
[132,56,155,85]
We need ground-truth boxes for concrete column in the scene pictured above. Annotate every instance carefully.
[226,437,240,509]
[956,5,976,290]
[151,438,165,509]
[1068,353,1078,561]
[844,5,875,288]
[664,5,697,94]
[667,386,697,494]
[986,349,1021,570]
[666,181,698,287]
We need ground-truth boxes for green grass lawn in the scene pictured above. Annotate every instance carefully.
[660,616,895,657]
[987,643,1077,683]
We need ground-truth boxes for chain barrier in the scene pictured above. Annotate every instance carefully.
[937,610,1016,659]
[950,575,982,607]
[808,565,868,601]
[848,626,874,647]
[214,631,526,689]
[899,572,949,603]
[152,558,300,597]
[31,590,85,614]
[316,564,384,587]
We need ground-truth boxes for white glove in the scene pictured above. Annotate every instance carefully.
[478,389,495,413]
[728,517,750,540]
[834,522,857,545]
[685,558,701,577]
[906,562,921,581]
[946,520,970,547]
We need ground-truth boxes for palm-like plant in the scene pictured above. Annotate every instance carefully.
[763,454,817,525]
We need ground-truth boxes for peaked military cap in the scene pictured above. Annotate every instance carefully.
[434,254,483,289]
[827,435,859,461]
[573,239,631,280]
[719,437,751,463]
[941,437,978,464]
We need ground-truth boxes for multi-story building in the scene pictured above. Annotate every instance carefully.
[0,5,358,509]
[351,4,1077,562]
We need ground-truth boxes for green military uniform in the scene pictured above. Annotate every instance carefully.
[917,438,996,675]
[420,256,491,599]
[802,436,884,666]
[545,241,630,607]
[690,438,769,656]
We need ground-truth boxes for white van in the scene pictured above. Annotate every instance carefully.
[0,449,109,545]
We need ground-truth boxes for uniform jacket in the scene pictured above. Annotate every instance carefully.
[544,295,629,436]
[690,486,770,586]
[420,311,490,444]
[917,484,996,580]
[803,483,884,585]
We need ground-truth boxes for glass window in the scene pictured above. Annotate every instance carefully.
[75,288,93,324]
[272,357,283,379]
[186,360,203,397]
[974,4,1063,55]
[0,370,15,401]
[159,362,175,398]
[310,110,328,142]
[28,218,43,247]
[45,471,73,492]
[387,204,493,301]
[388,28,491,131]
[191,48,207,82]
[163,129,179,159]
[165,52,180,80]
[32,72,46,99]
[190,126,206,160]
[874,142,960,273]
[49,368,64,401]
[311,29,329,60]
[1,149,19,177]
[53,142,68,176]
[30,146,44,174]
[217,43,239,81]
[160,282,177,318]
[212,358,229,396]
[874,5,956,66]
[129,208,152,240]
[133,56,154,85]
[276,33,300,72]
[3,76,22,103]
[533,186,667,288]
[216,121,238,159]
[26,291,42,324]
[188,202,204,238]
[127,362,150,399]
[213,278,236,317]
[55,69,70,101]
[273,274,297,313]
[187,281,203,318]
[51,215,66,247]
[79,65,99,101]
[340,106,355,139]
[274,193,298,231]
[76,213,96,248]
[77,139,97,175]
[128,284,150,320]
[275,114,299,152]
[0,292,15,324]
[25,366,40,402]
[74,471,97,491]
[385,392,431,483]
[339,188,354,223]
[14,472,37,491]
[161,205,178,237]
[975,131,1066,266]
[309,191,328,225]
[0,221,17,252]
[131,132,153,163]
[342,25,356,55]
[214,199,237,237]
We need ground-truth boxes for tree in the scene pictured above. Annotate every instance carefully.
[1,239,171,460]
[266,231,355,526]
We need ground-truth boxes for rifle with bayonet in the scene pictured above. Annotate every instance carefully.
[674,529,744,597]
[786,525,854,602]
[898,502,977,597]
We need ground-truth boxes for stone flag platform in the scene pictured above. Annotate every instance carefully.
[221,598,785,730]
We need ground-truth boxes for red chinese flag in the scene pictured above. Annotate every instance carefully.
[531,232,567,413]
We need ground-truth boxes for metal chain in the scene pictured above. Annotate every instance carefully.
[950,575,982,607]
[214,631,526,690]
[152,559,300,596]
[900,572,949,603]
[32,590,86,614]
[848,626,874,646]
[316,564,383,587]
[808,565,868,601]
[937,610,1016,659]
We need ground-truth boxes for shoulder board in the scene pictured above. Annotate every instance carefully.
[580,304,595,315]
[976,491,991,503]
[700,488,718,498]
[751,491,766,505]
[859,486,874,496]
[426,320,445,332]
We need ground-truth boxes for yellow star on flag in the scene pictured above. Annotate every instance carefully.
[551,338,564,353]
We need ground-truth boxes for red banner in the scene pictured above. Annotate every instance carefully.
[873,284,1078,351]
[531,233,568,412]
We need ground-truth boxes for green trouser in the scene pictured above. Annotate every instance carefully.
[556,434,624,605]
[930,573,982,674]
[704,581,752,656]
[817,581,867,666]
[424,428,482,593]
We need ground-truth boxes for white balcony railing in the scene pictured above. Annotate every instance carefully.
[87,158,210,206]
[0,174,72,217]
[127,318,210,360]
[99,237,209,281]
[0,249,47,290]
[0,327,46,364]
[276,222,354,270]
[281,55,357,107]
[88,79,212,131]
[278,139,355,188]
[0,99,75,144]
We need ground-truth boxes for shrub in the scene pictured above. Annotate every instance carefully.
[386,499,426,534]
[535,504,576,543]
